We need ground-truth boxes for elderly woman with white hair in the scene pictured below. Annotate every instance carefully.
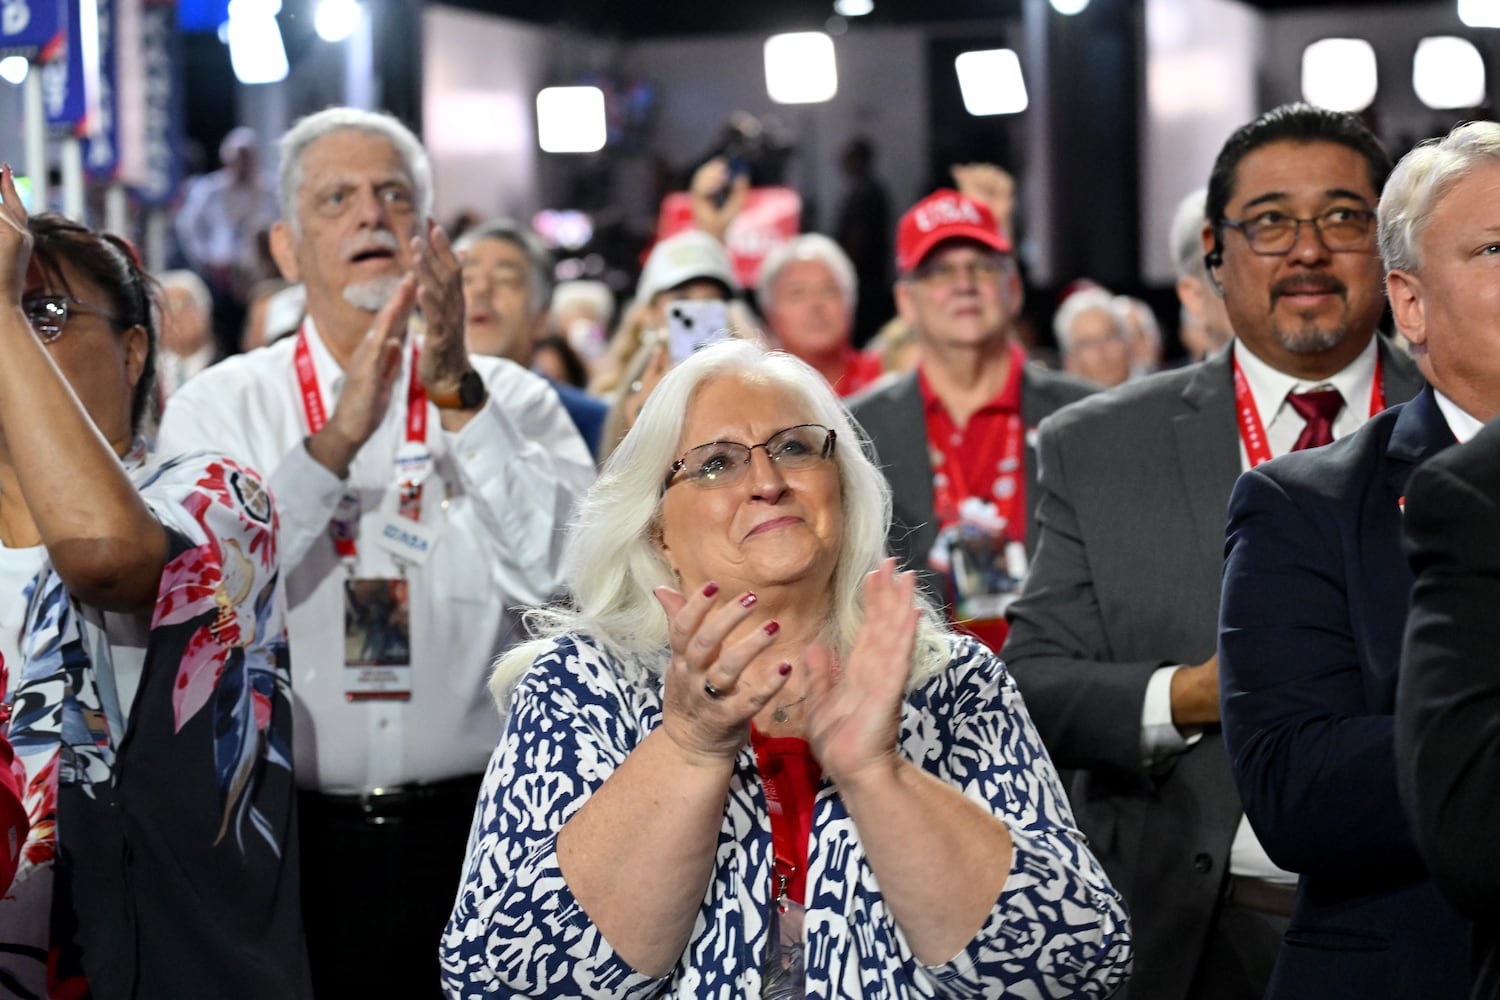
[757,233,885,397]
[440,339,1131,998]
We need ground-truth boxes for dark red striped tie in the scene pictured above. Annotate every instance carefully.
[1288,388,1345,451]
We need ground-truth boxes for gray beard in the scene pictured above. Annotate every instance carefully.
[1277,319,1347,355]
[343,276,404,312]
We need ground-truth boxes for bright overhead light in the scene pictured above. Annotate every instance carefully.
[765,32,838,104]
[1459,0,1500,28]
[1414,36,1487,109]
[1050,0,1090,12]
[0,57,28,86]
[834,0,873,15]
[226,0,289,85]
[1301,38,1377,113]
[955,49,1028,116]
[314,0,362,42]
[536,87,607,153]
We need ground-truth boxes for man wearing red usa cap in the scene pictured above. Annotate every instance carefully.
[849,189,1094,654]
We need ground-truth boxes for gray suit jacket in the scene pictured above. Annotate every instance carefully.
[849,364,1097,605]
[1001,338,1424,1000]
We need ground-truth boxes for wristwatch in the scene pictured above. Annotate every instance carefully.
[430,369,486,411]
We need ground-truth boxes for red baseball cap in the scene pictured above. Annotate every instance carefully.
[895,189,1010,274]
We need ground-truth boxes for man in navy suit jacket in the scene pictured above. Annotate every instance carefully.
[1218,120,1500,998]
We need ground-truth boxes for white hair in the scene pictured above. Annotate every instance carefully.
[489,339,951,705]
[156,269,213,317]
[277,107,434,237]
[1379,120,1500,275]
[453,218,554,319]
[1052,286,1122,353]
[1170,188,1210,280]
[1113,295,1161,349]
[756,234,858,315]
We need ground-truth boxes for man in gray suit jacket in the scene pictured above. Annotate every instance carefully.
[1002,104,1423,1000]
[850,190,1094,651]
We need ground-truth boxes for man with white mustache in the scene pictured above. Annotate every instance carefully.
[158,107,595,997]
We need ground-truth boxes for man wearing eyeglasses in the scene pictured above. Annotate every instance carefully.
[1216,121,1500,998]
[849,190,1095,655]
[1002,103,1424,1000]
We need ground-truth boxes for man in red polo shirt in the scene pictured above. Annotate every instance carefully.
[849,190,1094,652]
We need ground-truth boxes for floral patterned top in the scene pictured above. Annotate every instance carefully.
[0,447,310,1000]
[441,633,1132,999]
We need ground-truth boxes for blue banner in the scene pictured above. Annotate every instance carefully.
[134,0,181,204]
[41,0,83,127]
[84,0,117,177]
[0,0,65,56]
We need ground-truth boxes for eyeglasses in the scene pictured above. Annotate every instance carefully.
[1220,207,1376,256]
[663,423,836,491]
[909,254,1006,289]
[22,295,120,343]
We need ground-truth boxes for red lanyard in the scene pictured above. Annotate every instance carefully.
[750,727,821,907]
[1233,353,1385,468]
[294,328,430,558]
[930,409,1026,540]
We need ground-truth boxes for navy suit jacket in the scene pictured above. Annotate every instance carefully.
[1220,386,1470,999]
[1397,414,1500,1000]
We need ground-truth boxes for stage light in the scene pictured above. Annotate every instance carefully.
[226,0,289,85]
[1301,38,1377,112]
[536,87,607,153]
[765,32,838,104]
[955,49,1028,116]
[315,0,362,42]
[1413,36,1486,109]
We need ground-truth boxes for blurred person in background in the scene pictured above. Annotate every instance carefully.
[531,333,590,389]
[1116,294,1164,377]
[240,278,304,352]
[455,218,608,458]
[757,234,883,396]
[1054,285,1133,388]
[0,169,307,999]
[155,269,219,401]
[174,127,280,357]
[1171,188,1235,362]
[549,278,615,369]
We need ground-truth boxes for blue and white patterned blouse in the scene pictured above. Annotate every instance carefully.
[442,632,1131,998]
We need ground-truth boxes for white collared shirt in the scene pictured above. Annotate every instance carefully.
[158,320,595,791]
[1141,335,1388,884]
[1232,335,1381,470]
[1434,390,1486,444]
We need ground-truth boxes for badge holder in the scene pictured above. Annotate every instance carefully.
[761,864,807,999]
[344,576,413,701]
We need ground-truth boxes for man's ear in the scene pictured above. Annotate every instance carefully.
[269,220,301,282]
[893,280,917,326]
[1386,269,1426,349]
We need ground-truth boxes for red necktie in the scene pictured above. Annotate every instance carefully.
[1288,388,1345,451]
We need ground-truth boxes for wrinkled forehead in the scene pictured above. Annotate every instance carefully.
[298,129,414,195]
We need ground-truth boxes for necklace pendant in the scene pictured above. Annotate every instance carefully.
[772,705,789,724]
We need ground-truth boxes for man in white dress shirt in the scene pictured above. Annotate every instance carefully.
[1002,104,1423,1000]
[157,107,595,997]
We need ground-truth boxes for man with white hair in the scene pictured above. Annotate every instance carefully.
[757,233,884,396]
[1171,188,1234,362]
[1053,286,1133,387]
[155,268,218,399]
[158,107,595,996]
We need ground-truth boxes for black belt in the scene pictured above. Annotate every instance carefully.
[1227,875,1297,918]
[304,774,483,820]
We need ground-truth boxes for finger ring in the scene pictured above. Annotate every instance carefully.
[703,680,724,699]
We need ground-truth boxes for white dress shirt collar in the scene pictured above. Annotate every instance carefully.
[1234,335,1381,468]
[1433,390,1486,444]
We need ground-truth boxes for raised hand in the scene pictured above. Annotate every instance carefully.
[0,165,33,305]
[688,158,749,242]
[412,219,474,399]
[307,273,417,478]
[804,559,920,789]
[653,582,793,765]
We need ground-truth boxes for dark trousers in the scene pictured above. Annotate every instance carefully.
[1187,883,1292,1000]
[298,775,483,999]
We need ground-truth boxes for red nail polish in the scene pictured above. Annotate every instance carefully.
[778,661,792,676]
[740,592,757,608]
[763,620,780,637]
[702,582,719,598]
